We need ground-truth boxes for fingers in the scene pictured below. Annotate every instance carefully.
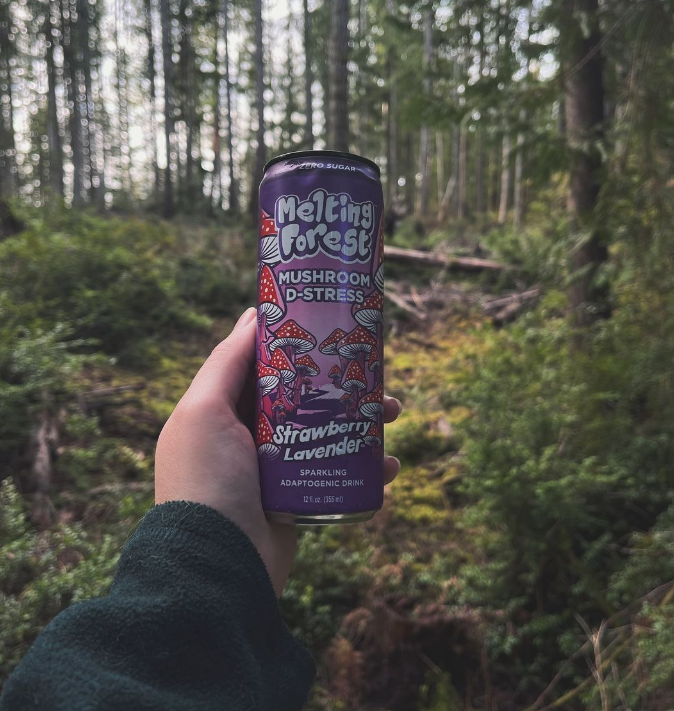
[383,396,402,424]
[383,455,401,485]
[188,308,257,407]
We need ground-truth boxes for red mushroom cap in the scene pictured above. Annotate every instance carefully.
[257,362,281,396]
[352,291,384,332]
[328,364,342,378]
[319,328,347,355]
[260,210,277,237]
[337,326,377,360]
[368,347,381,371]
[269,319,316,355]
[359,383,384,420]
[295,354,320,377]
[258,265,286,325]
[341,360,367,393]
[270,348,297,384]
[363,423,382,447]
[259,211,281,266]
[257,413,280,458]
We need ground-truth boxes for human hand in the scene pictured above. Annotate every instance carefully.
[155,307,402,596]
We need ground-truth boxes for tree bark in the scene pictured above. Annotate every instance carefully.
[435,132,444,207]
[457,127,468,220]
[563,0,608,331]
[45,3,64,197]
[513,110,526,228]
[0,0,16,197]
[222,0,237,212]
[249,0,265,219]
[475,9,486,215]
[385,245,508,271]
[415,6,433,218]
[114,0,131,197]
[385,0,397,204]
[498,134,510,224]
[62,0,84,206]
[328,0,349,151]
[160,0,175,217]
[303,0,313,148]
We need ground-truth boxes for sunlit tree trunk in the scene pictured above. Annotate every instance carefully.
[45,3,64,197]
[160,0,175,217]
[303,0,313,148]
[145,0,160,203]
[457,127,467,220]
[513,110,526,228]
[62,0,84,206]
[415,5,432,218]
[249,0,265,219]
[0,0,16,196]
[475,8,486,216]
[498,134,510,224]
[114,0,131,197]
[563,0,608,332]
[436,132,444,207]
[223,0,237,212]
[385,0,397,203]
[328,0,349,151]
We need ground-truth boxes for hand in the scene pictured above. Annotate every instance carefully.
[155,307,402,596]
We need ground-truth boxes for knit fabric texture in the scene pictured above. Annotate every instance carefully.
[0,501,316,710]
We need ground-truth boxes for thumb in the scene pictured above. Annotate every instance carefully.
[189,308,257,407]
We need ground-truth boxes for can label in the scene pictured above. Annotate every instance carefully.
[255,153,384,518]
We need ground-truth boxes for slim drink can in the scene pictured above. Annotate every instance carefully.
[255,150,385,525]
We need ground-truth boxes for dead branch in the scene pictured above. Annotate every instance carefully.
[385,245,510,272]
[482,288,541,312]
[80,383,146,398]
[385,289,428,320]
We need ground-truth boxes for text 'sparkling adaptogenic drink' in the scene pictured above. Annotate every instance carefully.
[255,150,385,524]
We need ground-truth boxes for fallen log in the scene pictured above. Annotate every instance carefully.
[384,245,510,272]
[80,383,146,398]
[384,289,428,320]
[482,287,541,312]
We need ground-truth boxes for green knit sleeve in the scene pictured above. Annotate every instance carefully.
[0,501,315,711]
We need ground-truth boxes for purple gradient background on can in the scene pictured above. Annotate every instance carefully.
[256,154,384,517]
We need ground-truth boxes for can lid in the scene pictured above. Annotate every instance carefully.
[264,149,381,176]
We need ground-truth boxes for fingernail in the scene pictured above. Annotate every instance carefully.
[233,307,256,333]
[387,455,401,471]
[394,398,403,415]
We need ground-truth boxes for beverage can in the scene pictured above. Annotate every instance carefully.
[255,150,385,524]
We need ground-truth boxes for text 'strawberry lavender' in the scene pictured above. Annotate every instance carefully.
[255,150,384,525]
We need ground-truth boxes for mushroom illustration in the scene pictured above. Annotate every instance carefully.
[368,347,381,384]
[373,215,385,293]
[337,325,377,371]
[319,328,348,373]
[258,265,286,360]
[257,362,280,397]
[339,392,354,419]
[257,413,280,459]
[293,354,320,407]
[270,348,297,399]
[358,383,384,420]
[302,377,312,395]
[328,364,342,387]
[341,359,367,408]
[352,291,384,333]
[362,423,382,448]
[259,210,282,267]
[272,398,287,425]
[269,320,317,362]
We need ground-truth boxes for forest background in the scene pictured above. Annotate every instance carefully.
[2,0,674,709]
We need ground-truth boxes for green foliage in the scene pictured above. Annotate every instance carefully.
[0,210,210,365]
[0,480,124,679]
[281,528,373,650]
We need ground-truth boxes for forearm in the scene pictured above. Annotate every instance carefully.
[0,502,315,711]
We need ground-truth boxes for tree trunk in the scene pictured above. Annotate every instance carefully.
[145,0,160,203]
[498,134,510,224]
[114,0,131,197]
[160,0,175,217]
[475,9,485,215]
[385,0,397,204]
[415,6,433,218]
[303,0,313,148]
[62,0,84,206]
[184,24,196,205]
[436,132,444,206]
[513,111,526,228]
[249,0,265,219]
[45,4,64,197]
[79,0,99,202]
[457,127,468,220]
[328,0,349,151]
[563,0,608,331]
[223,0,237,212]
[0,0,16,197]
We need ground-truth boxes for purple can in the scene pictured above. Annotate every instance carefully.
[255,150,385,525]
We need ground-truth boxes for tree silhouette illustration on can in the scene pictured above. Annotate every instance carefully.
[255,150,384,524]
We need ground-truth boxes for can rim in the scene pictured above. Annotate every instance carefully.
[263,149,381,176]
